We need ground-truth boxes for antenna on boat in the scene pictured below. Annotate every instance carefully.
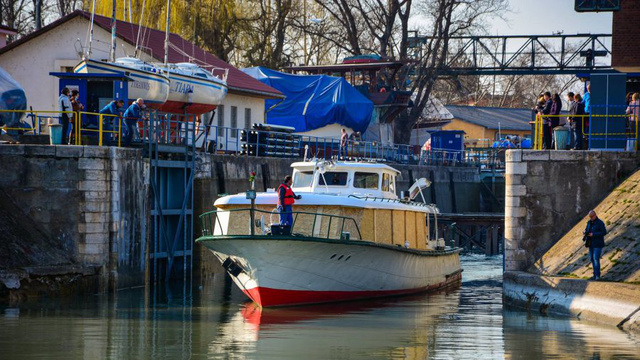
[164,0,171,66]
[134,0,147,58]
[303,145,309,161]
[86,0,97,59]
[109,0,117,62]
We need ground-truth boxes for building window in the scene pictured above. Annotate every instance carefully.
[244,108,251,129]
[230,106,238,138]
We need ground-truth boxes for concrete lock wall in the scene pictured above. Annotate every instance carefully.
[504,150,640,272]
[0,145,149,291]
[192,154,488,276]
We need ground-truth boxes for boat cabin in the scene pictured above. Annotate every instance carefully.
[290,161,398,199]
[209,160,444,251]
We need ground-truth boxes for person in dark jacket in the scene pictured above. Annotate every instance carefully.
[277,175,301,226]
[584,210,607,280]
[99,99,124,145]
[549,93,563,149]
[539,92,553,149]
[573,94,586,150]
[122,98,144,146]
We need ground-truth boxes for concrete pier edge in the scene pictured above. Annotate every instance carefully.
[504,271,640,332]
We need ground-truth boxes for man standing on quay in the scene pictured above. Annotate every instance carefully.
[584,210,607,280]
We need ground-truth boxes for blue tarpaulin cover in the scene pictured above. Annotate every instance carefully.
[242,67,373,133]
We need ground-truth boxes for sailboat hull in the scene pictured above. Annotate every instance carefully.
[74,59,170,107]
[159,72,228,115]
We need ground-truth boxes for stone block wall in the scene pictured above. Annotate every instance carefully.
[0,145,149,291]
[504,150,640,271]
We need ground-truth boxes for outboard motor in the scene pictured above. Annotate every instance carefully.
[0,66,27,134]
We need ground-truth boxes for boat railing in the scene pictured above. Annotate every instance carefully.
[347,194,437,209]
[199,208,363,241]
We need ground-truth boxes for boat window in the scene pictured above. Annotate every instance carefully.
[318,172,348,186]
[382,173,395,192]
[353,172,379,190]
[293,171,314,187]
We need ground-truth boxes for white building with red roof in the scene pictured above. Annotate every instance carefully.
[0,10,283,140]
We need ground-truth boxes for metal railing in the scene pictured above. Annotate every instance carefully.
[1,108,524,167]
[532,112,638,151]
[0,109,76,136]
[199,208,363,241]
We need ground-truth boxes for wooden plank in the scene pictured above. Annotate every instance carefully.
[405,211,417,249]
[415,213,425,249]
[375,209,393,245]
[392,210,405,246]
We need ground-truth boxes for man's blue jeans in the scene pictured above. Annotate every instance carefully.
[589,247,603,278]
[279,205,293,226]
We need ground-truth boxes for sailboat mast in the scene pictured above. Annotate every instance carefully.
[87,0,97,58]
[110,0,117,62]
[164,0,171,66]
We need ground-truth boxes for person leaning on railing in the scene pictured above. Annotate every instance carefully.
[122,98,144,146]
[625,92,639,152]
[99,99,124,146]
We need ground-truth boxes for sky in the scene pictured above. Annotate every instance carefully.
[490,0,613,35]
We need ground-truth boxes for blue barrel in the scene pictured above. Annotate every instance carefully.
[553,126,570,150]
[49,124,63,145]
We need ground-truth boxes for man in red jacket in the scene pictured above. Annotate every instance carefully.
[277,175,301,226]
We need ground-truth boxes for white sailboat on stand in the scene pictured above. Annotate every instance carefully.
[159,62,228,115]
[74,0,170,108]
[157,0,228,115]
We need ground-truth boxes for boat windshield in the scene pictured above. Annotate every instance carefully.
[319,172,348,186]
[293,171,314,187]
[353,172,379,190]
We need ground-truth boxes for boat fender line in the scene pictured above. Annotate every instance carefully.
[445,269,464,279]
[222,257,244,277]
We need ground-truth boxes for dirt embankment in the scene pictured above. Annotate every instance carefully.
[530,169,640,283]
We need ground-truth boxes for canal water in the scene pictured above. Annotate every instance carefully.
[2,255,639,359]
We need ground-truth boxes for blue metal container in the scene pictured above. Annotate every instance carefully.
[430,130,465,161]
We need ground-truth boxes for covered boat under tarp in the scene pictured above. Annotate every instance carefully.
[242,67,373,133]
[0,66,27,128]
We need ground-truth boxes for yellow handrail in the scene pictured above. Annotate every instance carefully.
[76,111,121,147]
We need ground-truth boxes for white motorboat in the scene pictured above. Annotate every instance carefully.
[197,160,462,307]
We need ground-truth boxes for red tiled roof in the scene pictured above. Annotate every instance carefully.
[0,10,282,98]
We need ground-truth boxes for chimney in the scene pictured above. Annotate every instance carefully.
[0,25,18,49]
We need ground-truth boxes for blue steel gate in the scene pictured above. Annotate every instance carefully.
[146,111,196,284]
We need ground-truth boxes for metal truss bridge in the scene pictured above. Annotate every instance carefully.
[407,33,613,76]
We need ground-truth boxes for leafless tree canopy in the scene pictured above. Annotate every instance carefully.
[3,0,584,143]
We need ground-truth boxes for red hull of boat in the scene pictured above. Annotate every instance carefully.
[242,271,462,307]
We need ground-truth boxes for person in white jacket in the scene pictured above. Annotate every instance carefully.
[57,87,73,144]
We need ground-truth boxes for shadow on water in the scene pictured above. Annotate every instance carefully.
[0,255,639,359]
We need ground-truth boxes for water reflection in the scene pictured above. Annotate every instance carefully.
[0,255,639,360]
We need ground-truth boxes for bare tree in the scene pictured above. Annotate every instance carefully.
[1,0,29,37]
